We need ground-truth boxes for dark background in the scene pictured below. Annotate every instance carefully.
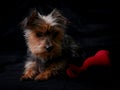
[0,0,116,90]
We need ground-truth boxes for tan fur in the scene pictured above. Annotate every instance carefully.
[20,9,80,81]
[35,60,66,80]
[26,24,64,61]
[20,61,37,80]
[21,23,65,80]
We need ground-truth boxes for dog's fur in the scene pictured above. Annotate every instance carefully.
[20,9,80,80]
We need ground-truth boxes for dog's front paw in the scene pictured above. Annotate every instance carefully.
[20,74,32,81]
[35,71,51,80]
[20,69,36,81]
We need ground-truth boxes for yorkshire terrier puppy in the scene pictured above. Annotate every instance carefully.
[20,8,80,80]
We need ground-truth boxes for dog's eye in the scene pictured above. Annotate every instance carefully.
[36,32,43,37]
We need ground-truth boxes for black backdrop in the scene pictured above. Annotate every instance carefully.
[0,0,116,90]
[0,0,114,52]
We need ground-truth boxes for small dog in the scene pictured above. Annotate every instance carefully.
[20,8,80,80]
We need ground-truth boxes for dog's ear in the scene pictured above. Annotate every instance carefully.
[20,8,43,29]
[28,8,40,21]
[20,17,28,29]
[27,8,41,27]
[50,9,68,26]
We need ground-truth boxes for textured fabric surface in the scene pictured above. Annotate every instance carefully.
[0,54,113,90]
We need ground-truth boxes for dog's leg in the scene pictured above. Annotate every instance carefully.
[35,60,66,80]
[20,60,38,80]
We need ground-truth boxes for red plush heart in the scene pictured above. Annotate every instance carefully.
[66,50,111,78]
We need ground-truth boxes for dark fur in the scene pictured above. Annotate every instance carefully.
[20,9,81,80]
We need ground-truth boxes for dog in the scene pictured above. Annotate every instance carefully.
[20,8,81,80]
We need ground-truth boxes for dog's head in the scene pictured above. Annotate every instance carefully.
[21,9,68,61]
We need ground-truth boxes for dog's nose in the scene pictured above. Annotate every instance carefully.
[46,45,54,52]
